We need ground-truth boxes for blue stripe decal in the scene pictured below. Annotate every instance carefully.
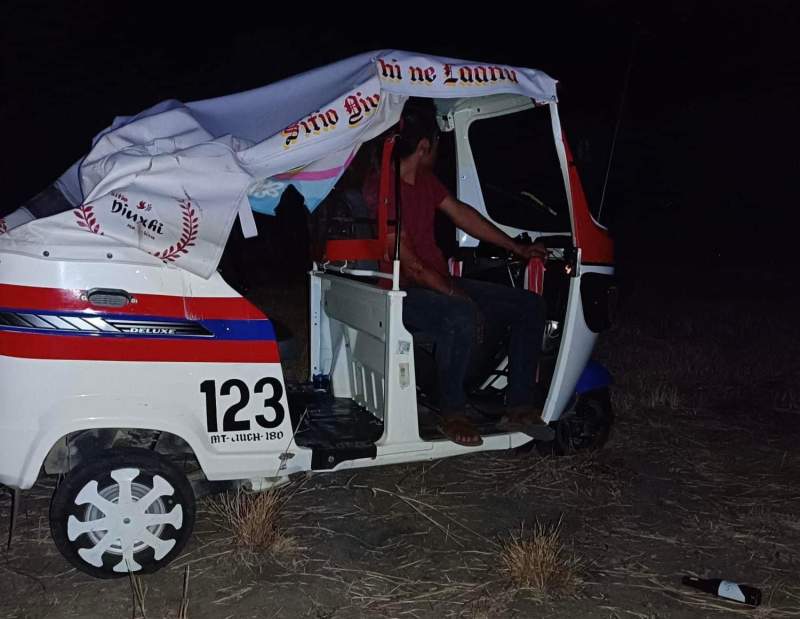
[201,319,276,341]
[0,308,275,341]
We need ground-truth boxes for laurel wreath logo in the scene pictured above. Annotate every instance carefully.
[74,204,101,234]
[73,198,198,262]
[149,199,198,262]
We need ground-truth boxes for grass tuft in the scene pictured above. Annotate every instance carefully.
[500,516,582,599]
[206,488,297,562]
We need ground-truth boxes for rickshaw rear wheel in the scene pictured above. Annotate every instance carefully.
[50,448,195,578]
[527,388,613,456]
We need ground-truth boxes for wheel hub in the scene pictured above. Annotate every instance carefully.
[67,468,184,573]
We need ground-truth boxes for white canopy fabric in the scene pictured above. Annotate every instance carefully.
[0,50,557,278]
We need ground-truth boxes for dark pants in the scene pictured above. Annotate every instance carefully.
[402,279,545,413]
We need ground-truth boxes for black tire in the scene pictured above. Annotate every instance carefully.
[50,448,195,579]
[536,388,614,456]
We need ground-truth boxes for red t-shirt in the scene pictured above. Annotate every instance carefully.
[364,169,450,285]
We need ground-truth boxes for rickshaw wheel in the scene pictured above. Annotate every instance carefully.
[531,388,613,456]
[50,448,195,578]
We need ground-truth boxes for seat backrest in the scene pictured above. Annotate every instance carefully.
[324,137,394,263]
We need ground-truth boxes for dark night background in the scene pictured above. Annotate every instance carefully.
[2,1,798,282]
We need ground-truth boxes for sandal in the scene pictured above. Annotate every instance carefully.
[437,415,484,447]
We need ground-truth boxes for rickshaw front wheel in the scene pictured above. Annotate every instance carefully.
[535,388,613,456]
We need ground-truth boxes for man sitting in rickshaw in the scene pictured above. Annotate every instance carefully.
[366,99,552,447]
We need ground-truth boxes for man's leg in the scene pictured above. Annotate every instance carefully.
[457,278,545,407]
[402,287,479,412]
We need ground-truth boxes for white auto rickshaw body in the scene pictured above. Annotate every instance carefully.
[0,50,615,577]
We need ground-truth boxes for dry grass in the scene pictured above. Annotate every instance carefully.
[500,517,582,599]
[773,385,800,413]
[177,565,190,619]
[127,565,191,619]
[643,381,682,409]
[128,568,148,618]
[597,282,800,422]
[206,488,297,561]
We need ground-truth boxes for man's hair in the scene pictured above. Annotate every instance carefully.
[395,98,439,160]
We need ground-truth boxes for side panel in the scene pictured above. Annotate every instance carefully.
[306,273,538,467]
[549,104,614,266]
[542,105,614,419]
[0,357,306,488]
[0,253,305,488]
[318,274,389,417]
[542,264,614,422]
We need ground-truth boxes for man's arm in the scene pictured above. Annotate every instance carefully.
[438,195,546,260]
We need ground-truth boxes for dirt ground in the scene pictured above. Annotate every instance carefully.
[2,270,799,619]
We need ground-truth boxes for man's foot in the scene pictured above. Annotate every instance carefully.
[497,405,555,441]
[437,415,484,447]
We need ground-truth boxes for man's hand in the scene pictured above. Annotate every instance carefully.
[511,240,547,261]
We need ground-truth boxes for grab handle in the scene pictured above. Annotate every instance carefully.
[86,288,133,308]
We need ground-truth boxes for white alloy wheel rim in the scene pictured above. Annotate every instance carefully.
[84,481,167,553]
[66,467,184,573]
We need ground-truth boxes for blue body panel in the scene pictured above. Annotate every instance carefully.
[574,359,612,395]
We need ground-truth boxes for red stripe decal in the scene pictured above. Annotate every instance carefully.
[0,284,265,320]
[0,331,280,363]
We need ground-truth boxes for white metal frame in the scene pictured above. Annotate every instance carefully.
[448,96,597,423]
[309,268,533,467]
[305,93,598,461]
